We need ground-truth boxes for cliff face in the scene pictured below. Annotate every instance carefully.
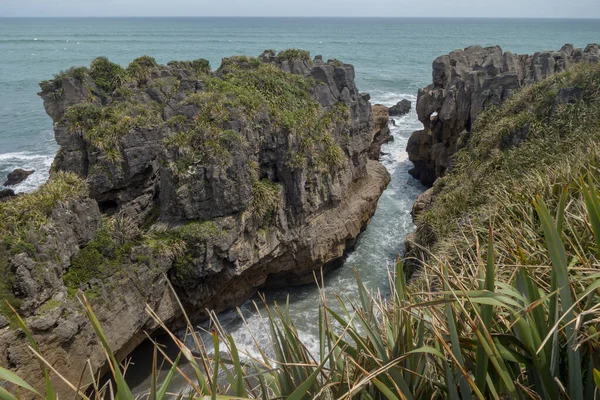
[407,43,600,186]
[405,59,600,280]
[0,50,390,395]
[369,104,392,159]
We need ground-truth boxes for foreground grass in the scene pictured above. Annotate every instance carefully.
[2,179,600,399]
[3,61,600,399]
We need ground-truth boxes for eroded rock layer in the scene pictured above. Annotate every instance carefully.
[407,43,600,185]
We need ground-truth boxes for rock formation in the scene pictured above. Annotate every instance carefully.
[407,43,600,186]
[388,99,411,116]
[369,104,392,159]
[3,169,34,186]
[0,188,15,201]
[0,50,390,396]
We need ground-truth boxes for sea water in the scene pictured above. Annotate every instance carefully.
[0,16,599,392]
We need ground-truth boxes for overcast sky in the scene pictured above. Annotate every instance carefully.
[1,0,599,18]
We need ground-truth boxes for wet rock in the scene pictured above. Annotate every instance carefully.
[4,169,34,186]
[407,43,600,186]
[369,105,393,159]
[388,99,411,116]
[0,188,15,201]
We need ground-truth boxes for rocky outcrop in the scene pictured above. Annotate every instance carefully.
[0,188,15,201]
[3,169,34,186]
[407,43,600,186]
[388,99,411,116]
[0,50,390,396]
[369,104,392,159]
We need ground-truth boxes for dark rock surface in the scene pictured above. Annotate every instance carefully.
[369,104,393,159]
[1,51,391,396]
[407,43,600,186]
[388,99,411,116]
[3,169,34,186]
[0,188,15,201]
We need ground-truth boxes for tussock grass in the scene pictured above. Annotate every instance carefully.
[167,60,348,175]
[419,62,600,272]
[0,172,88,314]
[64,101,163,162]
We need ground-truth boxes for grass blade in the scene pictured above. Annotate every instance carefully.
[533,196,583,400]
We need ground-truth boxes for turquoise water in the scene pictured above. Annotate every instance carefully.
[1,17,599,391]
[1,17,599,190]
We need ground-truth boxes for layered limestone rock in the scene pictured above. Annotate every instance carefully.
[0,50,390,396]
[388,99,411,117]
[407,43,600,186]
[369,104,392,159]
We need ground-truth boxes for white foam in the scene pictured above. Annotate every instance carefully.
[369,91,418,108]
[0,152,55,193]
[0,152,47,161]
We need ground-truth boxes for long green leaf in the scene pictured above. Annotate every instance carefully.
[80,296,134,400]
[0,385,18,400]
[226,335,248,398]
[157,352,182,400]
[6,302,55,400]
[474,227,495,394]
[444,281,473,400]
[583,175,600,251]
[533,196,583,400]
[0,367,40,396]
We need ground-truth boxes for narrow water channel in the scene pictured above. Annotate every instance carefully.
[129,93,426,394]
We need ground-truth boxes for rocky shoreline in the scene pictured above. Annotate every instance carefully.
[407,43,600,186]
[0,50,390,396]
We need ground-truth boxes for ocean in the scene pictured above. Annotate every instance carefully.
[1,17,599,191]
[1,16,599,391]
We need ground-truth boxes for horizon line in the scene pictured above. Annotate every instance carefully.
[1,16,600,20]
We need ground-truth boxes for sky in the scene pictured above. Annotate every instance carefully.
[0,0,599,18]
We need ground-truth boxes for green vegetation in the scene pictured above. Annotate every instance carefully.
[147,221,222,283]
[89,56,127,93]
[0,172,88,314]
[0,172,88,253]
[63,215,141,290]
[3,183,600,398]
[250,179,282,222]
[39,66,88,95]
[126,55,157,85]
[218,55,263,73]
[167,58,211,76]
[40,50,346,173]
[167,59,348,175]
[63,100,162,162]
[418,62,600,270]
[276,48,311,62]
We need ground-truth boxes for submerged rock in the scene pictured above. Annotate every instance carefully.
[0,50,390,396]
[3,169,34,186]
[388,99,411,116]
[407,43,600,186]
